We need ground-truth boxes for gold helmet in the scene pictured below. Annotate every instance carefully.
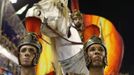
[84,36,107,69]
[71,10,82,20]
[18,32,42,66]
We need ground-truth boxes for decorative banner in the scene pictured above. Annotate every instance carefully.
[83,14,124,75]
[36,34,54,75]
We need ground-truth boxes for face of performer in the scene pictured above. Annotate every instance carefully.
[87,44,106,67]
[72,16,83,29]
[19,45,37,67]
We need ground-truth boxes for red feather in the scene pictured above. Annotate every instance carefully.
[71,0,79,12]
[83,24,100,43]
[25,17,41,34]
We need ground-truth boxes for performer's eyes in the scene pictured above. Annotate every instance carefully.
[29,48,36,54]
[89,47,96,51]
[98,47,104,52]
[89,46,104,52]
[20,48,26,53]
[20,48,36,54]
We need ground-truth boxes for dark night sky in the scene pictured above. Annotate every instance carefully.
[12,0,134,74]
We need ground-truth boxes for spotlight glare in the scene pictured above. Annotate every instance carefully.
[9,0,17,3]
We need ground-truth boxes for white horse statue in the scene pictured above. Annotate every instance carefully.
[26,0,88,75]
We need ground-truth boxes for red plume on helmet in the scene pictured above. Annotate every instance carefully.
[71,0,79,13]
[25,17,41,35]
[83,24,100,43]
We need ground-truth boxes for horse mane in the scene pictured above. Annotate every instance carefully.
[54,0,70,23]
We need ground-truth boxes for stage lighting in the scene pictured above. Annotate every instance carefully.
[9,0,17,3]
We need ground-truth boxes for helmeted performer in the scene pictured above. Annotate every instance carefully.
[71,10,84,41]
[71,10,83,33]
[18,32,42,75]
[84,36,107,75]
